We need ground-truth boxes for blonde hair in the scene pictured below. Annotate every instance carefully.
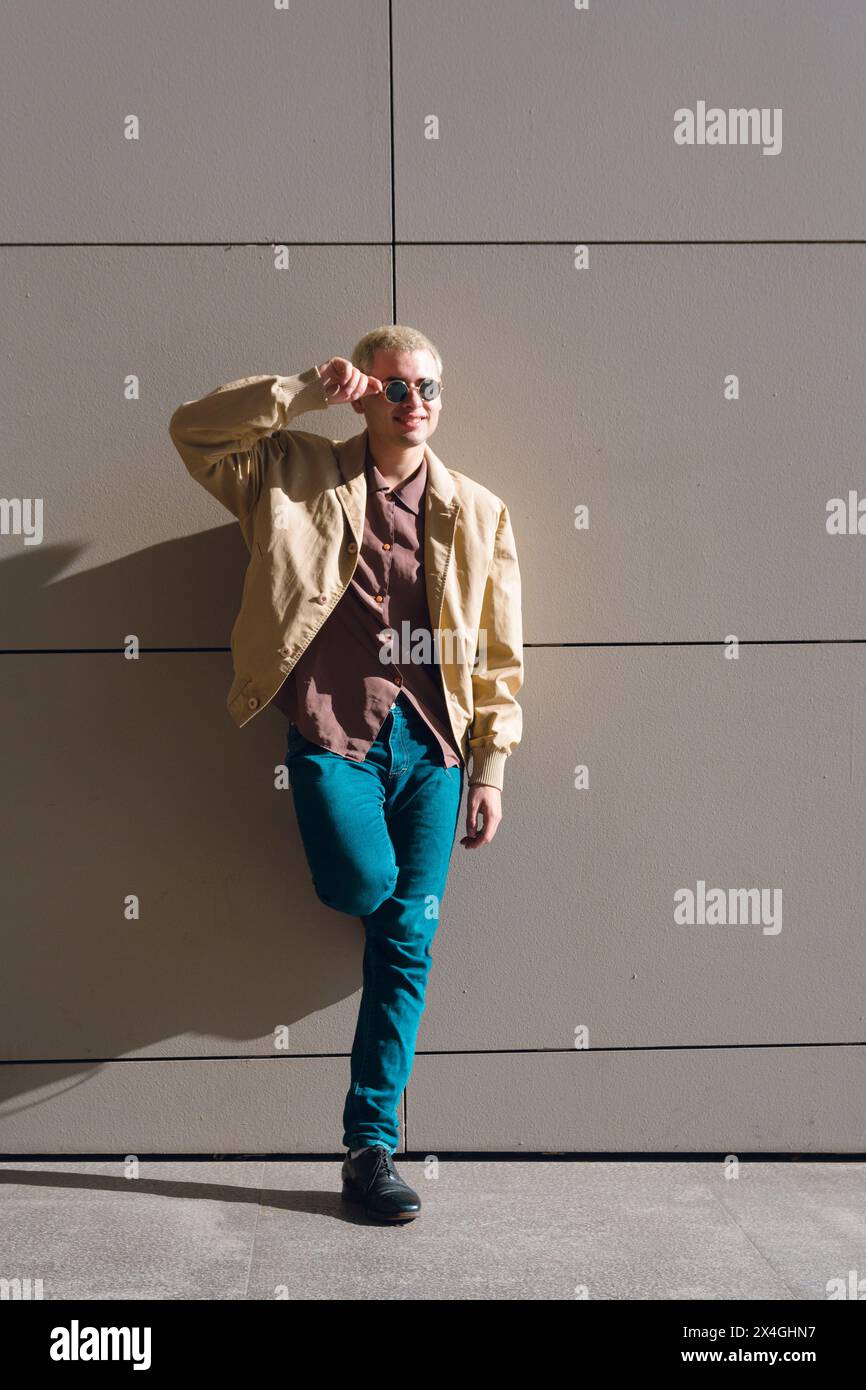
[351,324,443,380]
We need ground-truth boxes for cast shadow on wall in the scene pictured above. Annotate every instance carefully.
[0,524,368,1109]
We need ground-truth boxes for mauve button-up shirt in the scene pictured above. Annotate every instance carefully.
[272,437,465,769]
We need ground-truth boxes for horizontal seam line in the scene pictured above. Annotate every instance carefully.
[2,1040,864,1065]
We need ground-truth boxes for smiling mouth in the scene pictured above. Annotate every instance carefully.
[396,416,425,425]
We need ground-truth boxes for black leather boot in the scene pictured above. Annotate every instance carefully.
[341,1146,422,1221]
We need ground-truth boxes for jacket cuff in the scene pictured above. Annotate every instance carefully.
[468,746,508,792]
[279,364,329,413]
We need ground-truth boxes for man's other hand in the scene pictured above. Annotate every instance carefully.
[461,784,502,848]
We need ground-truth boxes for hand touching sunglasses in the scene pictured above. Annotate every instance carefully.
[317,357,443,406]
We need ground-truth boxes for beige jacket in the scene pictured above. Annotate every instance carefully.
[168,366,523,791]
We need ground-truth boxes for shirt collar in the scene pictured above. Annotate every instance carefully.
[365,438,427,515]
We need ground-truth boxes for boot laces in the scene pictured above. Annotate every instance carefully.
[373,1145,395,1179]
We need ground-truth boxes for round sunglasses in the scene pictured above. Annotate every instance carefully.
[382,377,443,404]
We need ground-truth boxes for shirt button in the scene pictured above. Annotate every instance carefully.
[382,542,391,551]
[348,542,357,553]
[395,675,403,686]
[375,594,384,604]
[317,594,328,604]
[248,696,259,709]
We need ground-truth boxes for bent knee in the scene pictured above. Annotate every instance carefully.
[314,867,398,918]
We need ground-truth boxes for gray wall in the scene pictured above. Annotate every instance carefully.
[1,0,864,1153]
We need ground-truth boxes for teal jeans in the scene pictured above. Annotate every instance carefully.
[284,692,464,1153]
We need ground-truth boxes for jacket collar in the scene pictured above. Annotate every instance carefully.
[335,427,458,529]
[334,428,460,628]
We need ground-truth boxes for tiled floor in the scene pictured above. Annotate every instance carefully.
[1,1159,863,1300]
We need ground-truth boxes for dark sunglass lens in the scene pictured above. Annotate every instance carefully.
[385,381,408,403]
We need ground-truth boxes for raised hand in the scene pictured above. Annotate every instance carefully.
[317,356,384,405]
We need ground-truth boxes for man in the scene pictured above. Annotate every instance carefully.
[169,325,523,1222]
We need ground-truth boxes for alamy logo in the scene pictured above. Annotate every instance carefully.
[674,880,782,935]
[377,622,486,672]
[0,497,43,544]
[826,492,866,534]
[674,101,782,155]
[50,1320,152,1369]
[0,1276,44,1299]
[826,1269,866,1299]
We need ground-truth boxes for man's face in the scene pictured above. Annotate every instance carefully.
[351,347,443,447]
